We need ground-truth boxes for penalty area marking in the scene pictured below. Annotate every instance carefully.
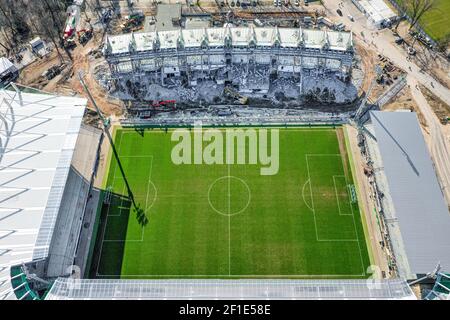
[301,179,313,211]
[97,154,155,276]
[306,154,366,275]
[333,175,353,216]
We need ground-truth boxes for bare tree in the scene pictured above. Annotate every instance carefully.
[436,34,450,52]
[404,0,435,31]
[0,0,30,53]
[25,0,74,62]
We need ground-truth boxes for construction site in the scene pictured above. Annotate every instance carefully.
[0,0,414,120]
[1,0,450,301]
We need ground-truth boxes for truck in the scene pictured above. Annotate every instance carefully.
[121,12,145,32]
[78,28,93,45]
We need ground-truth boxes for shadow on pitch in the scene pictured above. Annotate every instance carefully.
[88,191,132,279]
[133,203,149,227]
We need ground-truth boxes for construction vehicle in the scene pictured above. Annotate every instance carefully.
[63,5,80,40]
[224,87,248,105]
[407,46,416,56]
[77,28,93,45]
[443,117,450,125]
[394,36,403,45]
[42,64,66,80]
[121,12,145,32]
[62,37,77,50]
[151,99,177,109]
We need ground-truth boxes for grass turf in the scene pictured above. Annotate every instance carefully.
[89,127,371,279]
[396,0,450,41]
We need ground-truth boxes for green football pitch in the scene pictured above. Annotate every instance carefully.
[396,0,450,41]
[89,127,372,279]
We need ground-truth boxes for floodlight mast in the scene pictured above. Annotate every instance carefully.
[354,64,381,122]
[409,263,441,286]
[78,71,136,208]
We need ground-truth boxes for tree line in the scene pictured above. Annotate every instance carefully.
[0,0,72,58]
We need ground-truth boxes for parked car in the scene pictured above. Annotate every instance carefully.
[394,37,404,45]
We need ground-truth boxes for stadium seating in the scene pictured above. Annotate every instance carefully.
[9,265,40,300]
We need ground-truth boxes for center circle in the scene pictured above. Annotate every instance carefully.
[208,176,251,216]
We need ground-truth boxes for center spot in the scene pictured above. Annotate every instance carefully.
[208,176,251,216]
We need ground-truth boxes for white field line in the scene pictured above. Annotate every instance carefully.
[305,155,320,241]
[306,154,365,274]
[95,149,127,276]
[97,154,154,276]
[96,273,366,278]
[336,153,366,275]
[333,175,352,216]
[97,145,366,278]
[305,154,359,242]
[228,164,231,276]
[105,156,153,238]
[301,179,313,211]
[131,129,338,133]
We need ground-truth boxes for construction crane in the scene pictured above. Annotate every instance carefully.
[409,263,441,286]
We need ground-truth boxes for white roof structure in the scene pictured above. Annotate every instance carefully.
[0,57,16,76]
[369,111,450,277]
[45,278,416,300]
[0,85,86,300]
[106,27,353,55]
[353,0,397,27]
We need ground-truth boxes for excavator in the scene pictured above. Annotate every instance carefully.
[223,86,248,105]
[77,28,93,45]
[121,12,145,32]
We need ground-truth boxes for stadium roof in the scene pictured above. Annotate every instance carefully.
[105,27,353,55]
[355,0,397,26]
[45,278,416,300]
[369,111,450,275]
[0,84,86,300]
[0,57,16,76]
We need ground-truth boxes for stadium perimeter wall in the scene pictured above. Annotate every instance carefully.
[45,278,416,300]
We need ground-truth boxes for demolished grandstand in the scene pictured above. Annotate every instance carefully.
[100,26,358,105]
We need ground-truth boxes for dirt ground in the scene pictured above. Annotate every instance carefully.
[382,86,428,129]
[18,51,62,86]
[395,21,450,90]
[355,41,405,103]
[344,125,389,277]
[355,42,377,98]
[16,29,123,117]
[419,84,450,125]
